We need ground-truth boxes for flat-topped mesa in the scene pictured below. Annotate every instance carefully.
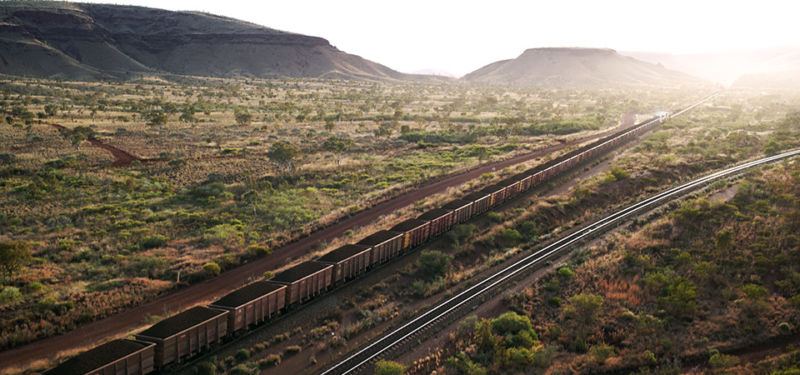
[520,47,618,55]
[463,47,702,87]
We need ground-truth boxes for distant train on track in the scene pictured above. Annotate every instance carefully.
[46,113,668,375]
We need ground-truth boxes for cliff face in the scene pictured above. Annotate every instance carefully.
[462,47,701,87]
[0,2,428,81]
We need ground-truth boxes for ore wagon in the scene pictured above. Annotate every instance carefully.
[390,219,431,250]
[442,199,473,224]
[317,244,372,284]
[517,173,533,192]
[269,261,333,306]
[500,175,523,197]
[417,208,454,237]
[480,184,508,207]
[463,190,492,215]
[45,339,155,375]
[135,306,228,367]
[208,281,286,333]
[357,230,403,264]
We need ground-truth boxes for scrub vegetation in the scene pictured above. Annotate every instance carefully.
[407,90,800,374]
[0,75,692,349]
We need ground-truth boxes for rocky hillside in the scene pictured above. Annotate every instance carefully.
[462,48,700,87]
[0,1,431,81]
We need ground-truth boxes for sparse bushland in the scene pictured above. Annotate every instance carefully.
[195,89,800,375]
[412,94,800,373]
[488,160,800,373]
[1,75,700,350]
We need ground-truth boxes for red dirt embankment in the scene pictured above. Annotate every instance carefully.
[0,126,617,373]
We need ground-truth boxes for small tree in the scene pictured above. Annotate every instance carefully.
[418,250,453,279]
[234,108,252,126]
[322,136,353,166]
[267,141,301,174]
[179,105,196,123]
[61,126,95,150]
[324,117,336,132]
[44,104,58,117]
[375,360,404,375]
[241,190,260,215]
[0,241,31,283]
[564,294,604,331]
[374,122,395,138]
[447,223,476,246]
[146,111,168,127]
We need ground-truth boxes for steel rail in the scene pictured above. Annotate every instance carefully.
[325,148,800,375]
[322,112,796,375]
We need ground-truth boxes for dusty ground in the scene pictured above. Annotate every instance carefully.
[190,141,641,375]
[0,126,615,374]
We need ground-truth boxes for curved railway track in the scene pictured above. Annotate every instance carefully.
[321,152,800,374]
[0,117,623,373]
[28,94,715,374]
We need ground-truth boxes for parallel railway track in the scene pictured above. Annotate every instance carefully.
[39,94,718,375]
[320,100,800,375]
[323,148,800,375]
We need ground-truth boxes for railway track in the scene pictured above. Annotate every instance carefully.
[322,130,800,375]
[33,95,715,374]
[0,113,628,373]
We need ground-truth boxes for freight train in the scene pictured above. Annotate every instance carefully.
[45,114,668,375]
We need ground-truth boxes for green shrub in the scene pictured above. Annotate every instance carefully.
[510,330,536,348]
[25,281,45,293]
[418,250,453,278]
[642,350,657,364]
[260,354,281,368]
[194,362,216,375]
[609,167,631,180]
[557,267,574,279]
[445,354,487,375]
[235,348,250,361]
[140,235,168,249]
[487,211,503,223]
[203,262,221,276]
[229,364,250,375]
[203,224,244,247]
[447,223,476,246]
[491,312,535,337]
[589,344,616,362]
[285,345,301,355]
[0,287,21,303]
[499,228,523,243]
[709,353,739,369]
[247,245,271,257]
[520,221,538,237]
[375,360,405,375]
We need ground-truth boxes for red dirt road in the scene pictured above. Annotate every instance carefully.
[47,123,142,167]
[0,129,615,372]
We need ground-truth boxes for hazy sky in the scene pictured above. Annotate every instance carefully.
[75,0,799,76]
